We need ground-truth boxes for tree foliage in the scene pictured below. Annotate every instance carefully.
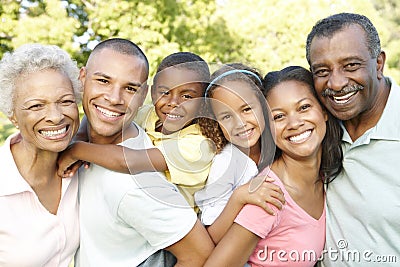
[1,0,400,143]
[1,0,399,76]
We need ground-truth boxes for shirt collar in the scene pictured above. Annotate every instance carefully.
[342,77,400,143]
[0,132,34,196]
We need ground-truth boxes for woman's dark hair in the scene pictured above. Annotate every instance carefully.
[199,63,275,171]
[263,66,343,183]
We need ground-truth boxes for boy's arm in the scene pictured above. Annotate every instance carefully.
[206,175,285,244]
[164,220,214,267]
[57,141,168,177]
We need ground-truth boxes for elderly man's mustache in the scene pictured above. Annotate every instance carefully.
[322,84,364,97]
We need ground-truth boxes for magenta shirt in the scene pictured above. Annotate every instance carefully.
[235,167,325,267]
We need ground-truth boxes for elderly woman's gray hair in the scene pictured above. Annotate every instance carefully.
[0,43,82,117]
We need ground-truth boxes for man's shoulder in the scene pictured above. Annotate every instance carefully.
[121,122,154,149]
[388,77,400,99]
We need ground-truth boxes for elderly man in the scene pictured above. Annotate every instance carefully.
[306,13,400,266]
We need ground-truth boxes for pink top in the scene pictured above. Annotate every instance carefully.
[0,133,79,267]
[235,167,325,267]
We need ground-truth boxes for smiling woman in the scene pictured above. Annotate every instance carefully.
[0,43,82,267]
[203,66,343,267]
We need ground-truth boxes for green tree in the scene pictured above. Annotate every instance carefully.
[217,0,398,79]
[1,0,400,144]
[0,0,20,58]
[371,0,400,80]
[66,0,241,75]
[1,0,81,58]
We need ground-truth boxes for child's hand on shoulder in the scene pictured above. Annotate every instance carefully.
[234,174,286,215]
[57,141,89,178]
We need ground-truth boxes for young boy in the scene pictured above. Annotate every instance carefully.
[58,52,214,210]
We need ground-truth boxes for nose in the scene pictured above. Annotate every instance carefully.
[287,113,304,130]
[234,114,247,129]
[46,104,65,124]
[104,85,124,105]
[167,94,180,108]
[327,68,349,91]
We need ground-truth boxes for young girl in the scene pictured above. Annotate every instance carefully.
[58,52,215,210]
[204,66,343,267]
[195,63,282,243]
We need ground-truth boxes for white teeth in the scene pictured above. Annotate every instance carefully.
[333,91,357,104]
[40,127,67,137]
[167,114,182,119]
[97,106,121,117]
[238,129,253,137]
[289,130,311,143]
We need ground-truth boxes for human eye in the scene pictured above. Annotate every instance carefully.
[96,78,109,84]
[159,90,169,96]
[273,113,284,121]
[182,94,193,99]
[313,68,329,78]
[61,99,76,106]
[126,85,140,94]
[299,103,311,111]
[344,62,361,71]
[218,114,231,121]
[243,106,252,113]
[28,103,45,110]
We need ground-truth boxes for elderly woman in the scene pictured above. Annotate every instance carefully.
[0,44,81,266]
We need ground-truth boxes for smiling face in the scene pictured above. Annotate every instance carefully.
[309,24,384,121]
[267,80,327,160]
[80,48,148,144]
[210,80,265,154]
[152,67,205,135]
[11,69,79,153]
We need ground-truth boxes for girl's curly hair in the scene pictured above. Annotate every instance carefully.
[199,63,275,171]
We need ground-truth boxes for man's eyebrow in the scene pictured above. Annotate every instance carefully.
[127,82,142,87]
[93,71,142,87]
[310,63,326,70]
[93,71,111,79]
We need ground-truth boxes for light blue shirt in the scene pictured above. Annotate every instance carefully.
[322,78,400,266]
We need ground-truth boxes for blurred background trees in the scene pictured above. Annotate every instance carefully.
[1,0,400,143]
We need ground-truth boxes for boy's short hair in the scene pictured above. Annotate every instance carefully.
[153,52,210,92]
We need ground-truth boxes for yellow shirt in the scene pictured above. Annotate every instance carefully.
[134,105,215,210]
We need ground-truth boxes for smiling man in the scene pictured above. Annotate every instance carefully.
[73,38,214,267]
[306,13,400,266]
